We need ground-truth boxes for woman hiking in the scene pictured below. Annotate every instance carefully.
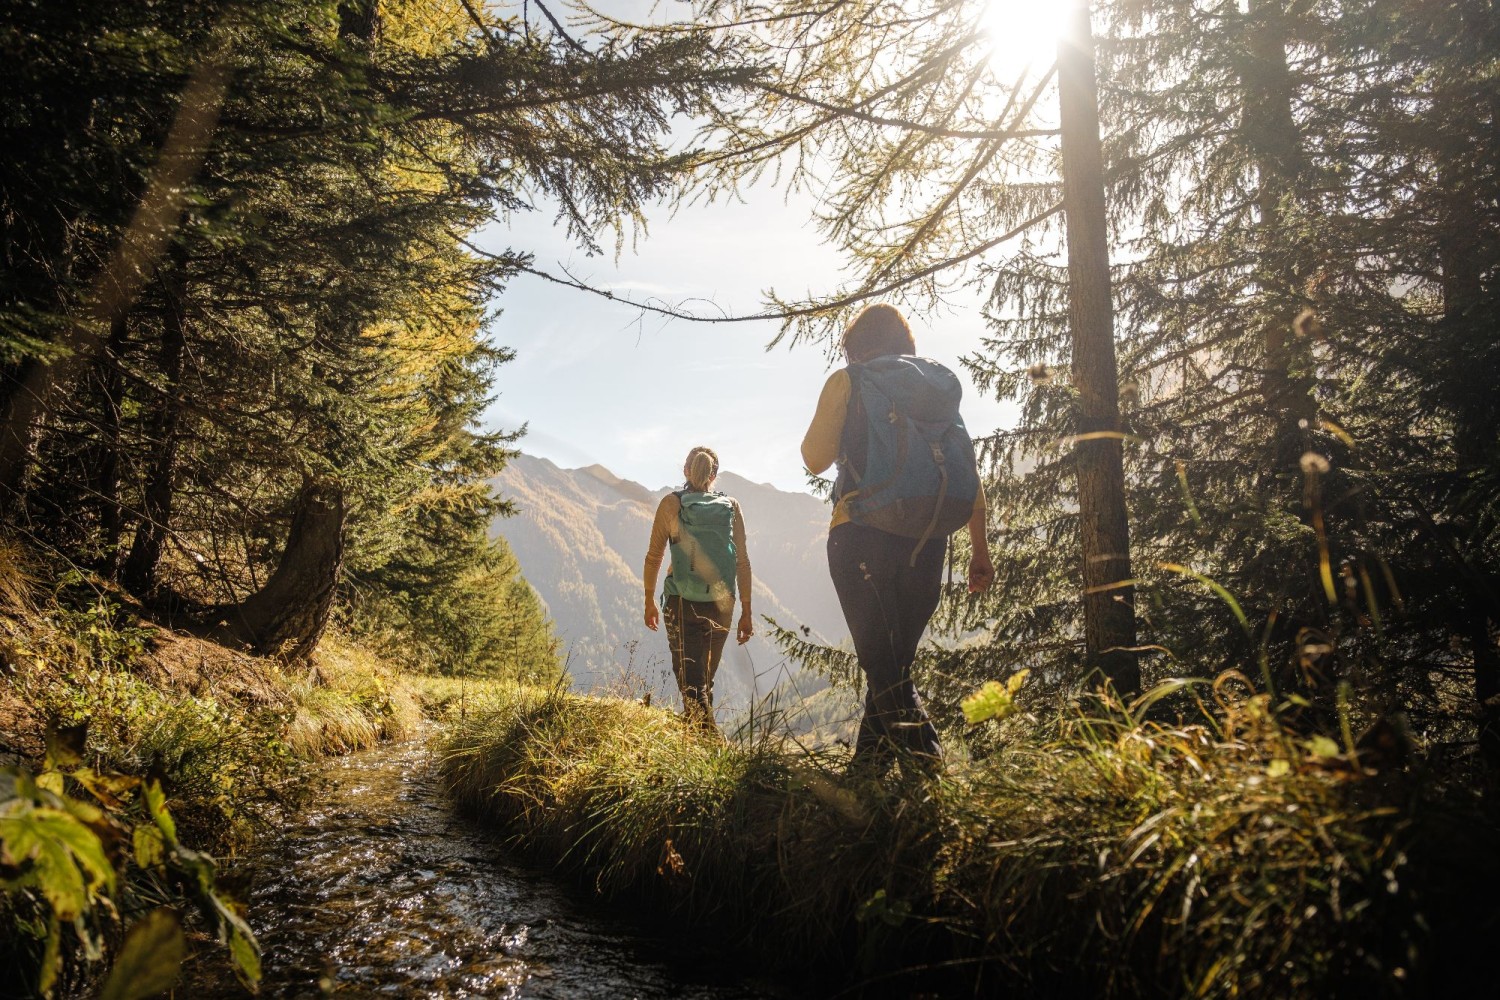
[802,304,994,777]
[643,446,754,733]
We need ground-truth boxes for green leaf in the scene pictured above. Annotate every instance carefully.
[38,910,61,998]
[1305,735,1341,759]
[99,909,186,1000]
[961,680,1016,725]
[71,769,139,810]
[133,825,165,869]
[143,780,177,844]
[1266,759,1291,778]
[228,927,262,988]
[0,807,115,919]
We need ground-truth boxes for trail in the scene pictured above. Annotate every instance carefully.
[203,740,794,999]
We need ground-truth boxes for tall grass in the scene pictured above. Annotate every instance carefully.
[3,574,420,851]
[282,634,422,756]
[440,685,1496,998]
[1,554,427,996]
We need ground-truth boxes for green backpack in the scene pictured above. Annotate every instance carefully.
[663,490,738,605]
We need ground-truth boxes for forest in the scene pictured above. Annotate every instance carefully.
[2,0,1497,997]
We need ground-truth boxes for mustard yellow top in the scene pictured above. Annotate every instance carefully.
[800,368,986,530]
[642,493,752,610]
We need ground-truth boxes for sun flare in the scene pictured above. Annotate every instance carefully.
[979,0,1070,76]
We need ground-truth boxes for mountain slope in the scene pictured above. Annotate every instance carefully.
[490,454,846,710]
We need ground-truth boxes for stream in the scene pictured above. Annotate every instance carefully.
[205,740,800,999]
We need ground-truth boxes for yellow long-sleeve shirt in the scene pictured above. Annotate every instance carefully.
[642,492,752,610]
[800,368,986,530]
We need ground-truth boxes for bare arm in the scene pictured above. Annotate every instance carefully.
[733,500,754,644]
[642,496,675,630]
[967,480,994,593]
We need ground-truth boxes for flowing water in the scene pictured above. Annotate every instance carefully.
[207,740,798,999]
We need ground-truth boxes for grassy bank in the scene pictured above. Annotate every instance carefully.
[0,552,421,997]
[440,685,1497,999]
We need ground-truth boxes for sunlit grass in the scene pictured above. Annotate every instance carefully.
[283,634,422,756]
[440,683,1495,997]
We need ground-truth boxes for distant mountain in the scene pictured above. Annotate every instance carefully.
[490,454,847,710]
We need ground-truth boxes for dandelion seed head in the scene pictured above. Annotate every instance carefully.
[1300,452,1331,475]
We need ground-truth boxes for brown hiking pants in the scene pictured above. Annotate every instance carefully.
[662,594,731,732]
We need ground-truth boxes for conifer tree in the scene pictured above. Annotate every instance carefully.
[675,0,1499,755]
[1,0,750,669]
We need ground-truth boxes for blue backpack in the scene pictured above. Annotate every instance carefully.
[663,490,738,605]
[835,356,979,558]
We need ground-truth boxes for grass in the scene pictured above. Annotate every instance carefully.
[439,684,1498,999]
[282,634,422,757]
[0,543,426,996]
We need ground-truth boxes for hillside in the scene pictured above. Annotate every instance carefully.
[490,454,846,711]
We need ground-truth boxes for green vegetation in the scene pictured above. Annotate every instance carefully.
[0,545,420,996]
[4,0,1499,996]
[605,0,1500,761]
[0,0,745,992]
[441,681,1496,998]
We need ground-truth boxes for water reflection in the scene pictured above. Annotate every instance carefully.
[212,741,791,999]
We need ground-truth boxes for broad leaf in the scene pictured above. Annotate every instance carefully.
[99,909,186,1000]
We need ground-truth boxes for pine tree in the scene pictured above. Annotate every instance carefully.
[2,0,751,667]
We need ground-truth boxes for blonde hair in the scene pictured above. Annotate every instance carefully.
[842,303,916,363]
[684,446,719,491]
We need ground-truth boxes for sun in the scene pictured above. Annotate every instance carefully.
[978,0,1070,76]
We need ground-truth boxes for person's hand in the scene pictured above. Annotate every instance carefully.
[967,553,995,593]
[737,610,754,645]
[645,599,660,631]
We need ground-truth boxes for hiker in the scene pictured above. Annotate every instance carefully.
[643,446,754,732]
[802,304,994,776]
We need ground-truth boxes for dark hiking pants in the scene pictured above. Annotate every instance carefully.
[663,594,730,732]
[828,521,945,772]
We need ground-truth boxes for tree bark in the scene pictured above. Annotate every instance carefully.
[93,314,130,569]
[122,261,189,598]
[0,359,48,509]
[225,477,347,662]
[1057,0,1139,695]
[1243,0,1318,478]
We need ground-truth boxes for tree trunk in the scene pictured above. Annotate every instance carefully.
[338,0,382,43]
[1440,158,1500,766]
[226,477,346,662]
[0,359,48,509]
[93,314,130,569]
[1243,0,1318,479]
[1057,0,1139,696]
[122,263,189,598]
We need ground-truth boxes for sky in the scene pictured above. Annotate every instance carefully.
[470,0,1071,494]
[474,189,1019,495]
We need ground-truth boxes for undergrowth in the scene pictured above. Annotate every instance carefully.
[439,683,1497,999]
[0,542,420,998]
